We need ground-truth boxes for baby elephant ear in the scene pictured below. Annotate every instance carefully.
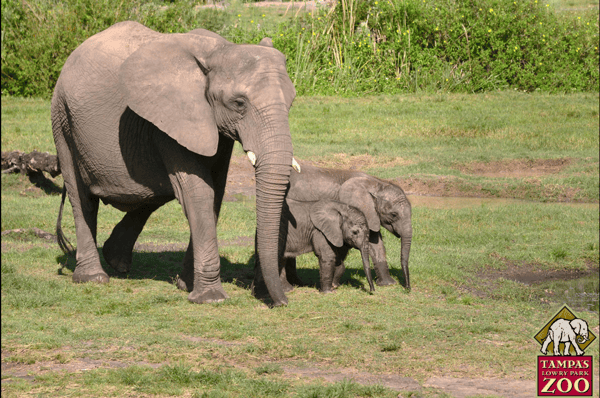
[310,201,344,248]
[119,35,219,157]
[339,177,380,232]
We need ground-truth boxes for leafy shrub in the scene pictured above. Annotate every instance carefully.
[263,0,599,94]
[0,0,231,97]
[1,0,598,98]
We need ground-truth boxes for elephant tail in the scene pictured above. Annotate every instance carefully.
[56,185,75,256]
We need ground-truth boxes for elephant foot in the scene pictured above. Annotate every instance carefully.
[376,276,397,286]
[102,242,132,273]
[271,297,288,307]
[73,269,109,284]
[188,287,229,304]
[374,263,397,286]
[176,273,194,292]
[280,277,294,293]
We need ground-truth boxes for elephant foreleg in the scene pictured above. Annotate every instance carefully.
[160,137,228,303]
[332,262,346,288]
[568,336,585,356]
[369,231,397,286]
[103,203,163,273]
[314,233,343,293]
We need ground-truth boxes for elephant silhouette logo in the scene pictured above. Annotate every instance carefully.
[534,306,596,356]
[540,318,589,356]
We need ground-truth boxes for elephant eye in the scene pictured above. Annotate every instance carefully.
[231,97,247,111]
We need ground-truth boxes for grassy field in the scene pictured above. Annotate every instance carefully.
[1,93,599,397]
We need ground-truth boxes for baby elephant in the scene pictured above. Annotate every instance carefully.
[253,199,374,296]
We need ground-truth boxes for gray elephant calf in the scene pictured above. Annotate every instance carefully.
[253,199,374,296]
[284,161,412,289]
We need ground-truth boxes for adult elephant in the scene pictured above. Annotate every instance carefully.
[283,162,412,289]
[52,21,296,306]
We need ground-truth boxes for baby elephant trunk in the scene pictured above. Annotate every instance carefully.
[361,244,375,292]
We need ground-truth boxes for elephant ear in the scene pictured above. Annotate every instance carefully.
[570,319,582,334]
[339,177,380,232]
[310,201,344,248]
[119,35,219,157]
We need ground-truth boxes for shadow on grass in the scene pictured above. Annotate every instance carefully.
[56,249,385,305]
[28,172,62,195]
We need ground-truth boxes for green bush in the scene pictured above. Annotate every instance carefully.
[1,0,598,98]
[261,0,599,94]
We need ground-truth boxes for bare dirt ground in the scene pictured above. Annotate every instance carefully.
[2,154,598,397]
[225,153,591,201]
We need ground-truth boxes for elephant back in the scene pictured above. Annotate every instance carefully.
[287,161,366,202]
[56,22,161,104]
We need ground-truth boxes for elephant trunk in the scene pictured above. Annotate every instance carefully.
[401,233,412,290]
[361,244,375,292]
[253,109,293,306]
[577,335,588,344]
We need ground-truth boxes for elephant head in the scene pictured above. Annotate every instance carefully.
[571,319,589,344]
[310,201,375,292]
[339,177,412,289]
[119,29,295,305]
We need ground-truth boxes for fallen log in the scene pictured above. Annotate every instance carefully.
[1,151,60,177]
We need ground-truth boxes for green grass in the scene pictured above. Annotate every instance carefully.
[2,93,599,396]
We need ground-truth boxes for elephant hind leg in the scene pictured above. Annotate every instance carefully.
[103,203,163,273]
[284,258,305,287]
[53,126,107,284]
[68,186,106,283]
[540,332,553,355]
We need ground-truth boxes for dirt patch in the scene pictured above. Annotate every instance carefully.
[424,376,536,398]
[456,158,573,178]
[222,154,593,203]
[223,154,257,201]
[1,358,163,385]
[280,363,421,392]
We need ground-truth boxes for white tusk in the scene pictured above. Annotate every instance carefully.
[247,151,257,167]
[292,158,301,173]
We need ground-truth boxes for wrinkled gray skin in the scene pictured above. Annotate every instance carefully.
[285,162,412,289]
[253,200,374,295]
[52,22,296,306]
